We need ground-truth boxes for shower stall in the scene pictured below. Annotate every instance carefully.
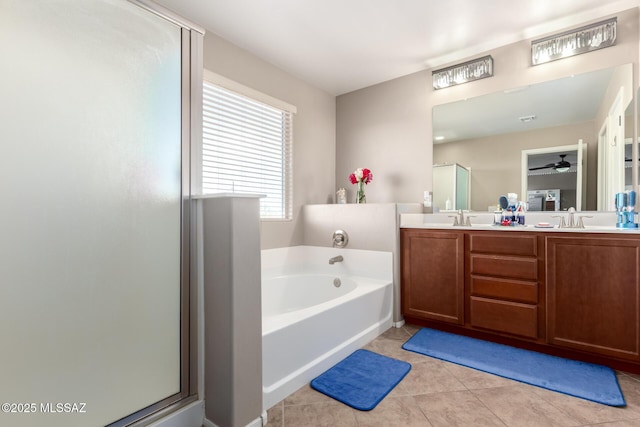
[0,1,202,426]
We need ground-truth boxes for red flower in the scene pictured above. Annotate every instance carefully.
[362,168,373,184]
[349,168,373,185]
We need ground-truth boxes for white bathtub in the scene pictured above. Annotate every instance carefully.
[261,245,393,410]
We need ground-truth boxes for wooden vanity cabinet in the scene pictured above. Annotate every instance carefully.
[546,235,640,361]
[401,229,464,325]
[468,232,543,340]
[401,227,640,371]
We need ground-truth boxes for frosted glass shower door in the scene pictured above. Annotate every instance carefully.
[0,1,184,426]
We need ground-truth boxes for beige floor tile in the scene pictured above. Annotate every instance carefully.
[363,335,432,365]
[526,380,635,425]
[266,401,284,426]
[402,323,421,336]
[390,359,467,397]
[414,390,507,427]
[379,325,414,341]
[585,421,640,426]
[283,402,359,427]
[472,384,580,426]
[353,395,432,427]
[614,374,640,418]
[283,384,334,406]
[442,362,516,390]
[618,371,640,383]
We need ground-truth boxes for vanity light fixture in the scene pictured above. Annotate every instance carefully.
[432,55,493,90]
[531,17,616,66]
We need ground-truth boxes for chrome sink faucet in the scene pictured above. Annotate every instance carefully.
[329,255,343,265]
[449,209,473,226]
[552,207,592,229]
[567,207,576,228]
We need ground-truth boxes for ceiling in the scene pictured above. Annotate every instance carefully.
[155,0,639,95]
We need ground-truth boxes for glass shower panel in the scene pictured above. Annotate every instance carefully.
[433,163,470,211]
[455,165,470,210]
[0,1,182,426]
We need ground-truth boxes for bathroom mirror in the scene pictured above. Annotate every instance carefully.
[433,63,633,212]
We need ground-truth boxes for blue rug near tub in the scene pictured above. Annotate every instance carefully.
[402,328,625,407]
[310,349,411,411]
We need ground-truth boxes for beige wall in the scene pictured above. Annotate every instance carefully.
[203,33,336,249]
[336,8,639,208]
[336,70,432,203]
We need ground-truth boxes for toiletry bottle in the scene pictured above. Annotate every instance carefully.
[445,198,452,210]
[516,206,525,225]
[493,210,501,225]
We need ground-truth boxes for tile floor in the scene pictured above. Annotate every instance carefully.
[265,323,640,426]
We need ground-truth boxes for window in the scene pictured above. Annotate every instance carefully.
[202,76,294,219]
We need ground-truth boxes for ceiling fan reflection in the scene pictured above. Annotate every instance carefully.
[528,154,572,172]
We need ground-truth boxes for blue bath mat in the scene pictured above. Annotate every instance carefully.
[310,349,411,411]
[402,328,625,407]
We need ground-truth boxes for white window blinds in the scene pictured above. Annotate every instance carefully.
[202,80,293,219]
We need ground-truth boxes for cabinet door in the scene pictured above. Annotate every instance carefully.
[401,229,464,324]
[547,236,640,360]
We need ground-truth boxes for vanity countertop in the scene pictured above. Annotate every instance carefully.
[400,212,640,233]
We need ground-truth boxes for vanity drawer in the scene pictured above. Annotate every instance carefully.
[470,276,537,304]
[469,233,537,257]
[470,254,537,280]
[470,296,538,339]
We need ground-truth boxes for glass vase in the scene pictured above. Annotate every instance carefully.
[356,181,366,204]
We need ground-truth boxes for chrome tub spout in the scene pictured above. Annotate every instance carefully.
[329,255,343,265]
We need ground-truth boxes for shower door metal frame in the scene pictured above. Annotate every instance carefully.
[108,2,204,426]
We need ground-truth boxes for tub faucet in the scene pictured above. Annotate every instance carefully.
[329,255,343,265]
